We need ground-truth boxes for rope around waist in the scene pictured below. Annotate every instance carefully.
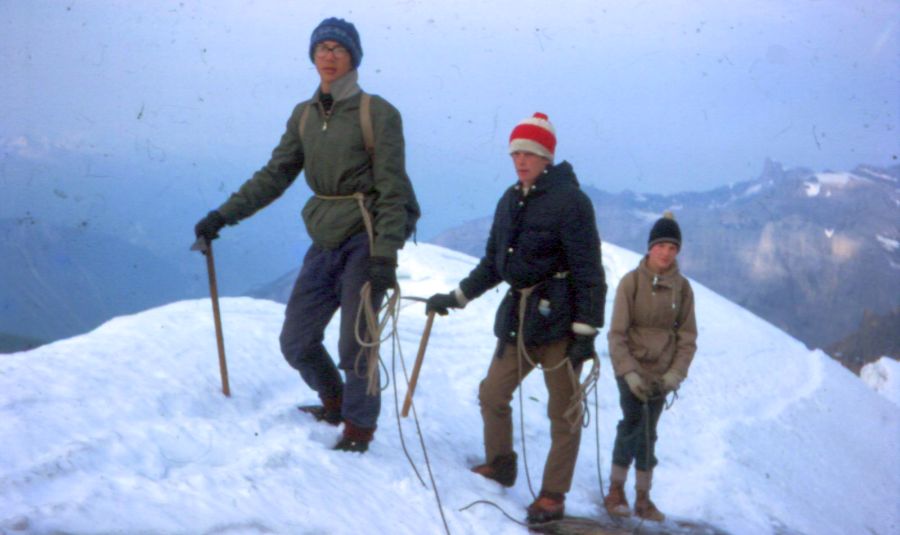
[315,192,375,252]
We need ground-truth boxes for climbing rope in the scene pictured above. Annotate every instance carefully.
[512,285,600,499]
[352,281,452,535]
[314,193,451,533]
[515,285,599,432]
[389,299,452,535]
[353,281,399,396]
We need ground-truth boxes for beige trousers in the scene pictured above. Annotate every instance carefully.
[478,339,582,494]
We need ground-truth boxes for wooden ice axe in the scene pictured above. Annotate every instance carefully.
[401,296,436,417]
[191,236,231,397]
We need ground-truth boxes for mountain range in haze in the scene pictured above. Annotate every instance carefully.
[0,217,207,349]
[4,158,897,374]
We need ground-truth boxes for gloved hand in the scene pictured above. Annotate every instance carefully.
[566,334,597,369]
[367,256,397,294]
[195,210,226,242]
[659,369,685,393]
[426,292,461,316]
[624,371,650,402]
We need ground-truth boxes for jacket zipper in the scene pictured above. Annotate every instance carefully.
[318,101,334,131]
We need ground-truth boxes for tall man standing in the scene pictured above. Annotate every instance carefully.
[426,113,606,523]
[194,17,419,453]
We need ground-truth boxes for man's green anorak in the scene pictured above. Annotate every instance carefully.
[216,71,416,260]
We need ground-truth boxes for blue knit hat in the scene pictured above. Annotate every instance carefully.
[309,17,363,69]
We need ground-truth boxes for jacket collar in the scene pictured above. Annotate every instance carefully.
[314,69,361,102]
[638,256,681,287]
[512,160,578,196]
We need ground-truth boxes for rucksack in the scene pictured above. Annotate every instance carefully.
[299,92,420,241]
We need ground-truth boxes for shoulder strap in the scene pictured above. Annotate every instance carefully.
[631,269,639,303]
[298,101,311,140]
[359,92,374,159]
[673,276,688,331]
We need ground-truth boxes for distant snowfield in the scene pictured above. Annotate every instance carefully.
[815,172,868,187]
[2,243,898,535]
[804,171,872,197]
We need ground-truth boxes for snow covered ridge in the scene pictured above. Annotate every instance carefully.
[2,243,898,535]
[815,171,867,186]
[861,357,900,408]
[803,172,871,197]
[856,166,900,184]
[876,234,899,252]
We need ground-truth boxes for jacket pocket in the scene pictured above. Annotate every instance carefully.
[302,197,366,249]
[627,327,675,366]
[522,276,573,345]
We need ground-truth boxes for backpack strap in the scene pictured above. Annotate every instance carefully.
[631,269,639,303]
[298,101,311,141]
[673,276,685,331]
[359,92,374,159]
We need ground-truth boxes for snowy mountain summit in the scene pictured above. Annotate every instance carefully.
[1,243,897,534]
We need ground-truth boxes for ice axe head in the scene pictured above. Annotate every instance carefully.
[190,236,210,255]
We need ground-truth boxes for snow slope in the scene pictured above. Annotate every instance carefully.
[1,243,897,534]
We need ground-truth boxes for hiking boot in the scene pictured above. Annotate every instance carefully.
[604,481,630,517]
[333,421,375,453]
[471,452,517,487]
[526,490,565,524]
[333,436,368,453]
[298,397,342,426]
[634,490,665,522]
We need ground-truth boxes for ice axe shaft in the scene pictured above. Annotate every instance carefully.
[192,236,231,397]
[401,310,435,417]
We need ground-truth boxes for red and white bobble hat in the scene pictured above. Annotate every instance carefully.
[508,112,557,162]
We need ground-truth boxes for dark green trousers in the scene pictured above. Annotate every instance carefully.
[611,376,664,471]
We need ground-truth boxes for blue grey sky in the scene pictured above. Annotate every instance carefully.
[2,0,898,225]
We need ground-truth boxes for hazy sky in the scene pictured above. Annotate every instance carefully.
[3,0,898,222]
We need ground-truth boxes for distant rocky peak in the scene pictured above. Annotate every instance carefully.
[759,158,788,182]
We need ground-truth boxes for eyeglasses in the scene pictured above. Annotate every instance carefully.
[314,44,349,59]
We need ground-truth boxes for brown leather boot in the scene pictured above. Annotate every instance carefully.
[526,490,565,524]
[298,396,342,426]
[471,452,517,487]
[634,490,665,522]
[333,421,375,453]
[603,481,630,517]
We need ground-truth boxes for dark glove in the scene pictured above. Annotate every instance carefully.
[566,334,597,368]
[194,210,226,242]
[426,292,461,316]
[367,256,397,294]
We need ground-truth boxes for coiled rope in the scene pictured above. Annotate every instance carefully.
[316,192,451,534]
[513,285,600,499]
